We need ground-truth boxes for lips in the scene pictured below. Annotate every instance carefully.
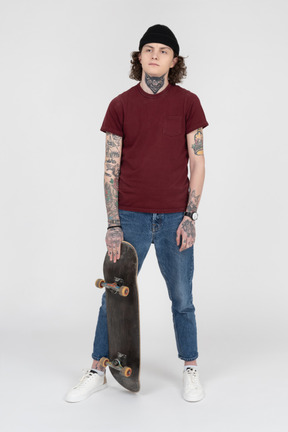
[149,63,159,66]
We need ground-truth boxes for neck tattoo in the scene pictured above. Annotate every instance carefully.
[144,72,166,94]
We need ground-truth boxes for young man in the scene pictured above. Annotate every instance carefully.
[65,24,209,403]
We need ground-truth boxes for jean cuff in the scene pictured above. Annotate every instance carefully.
[178,355,198,361]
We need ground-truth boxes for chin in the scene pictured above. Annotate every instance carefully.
[146,69,162,76]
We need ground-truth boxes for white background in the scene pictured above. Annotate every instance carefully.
[0,0,287,431]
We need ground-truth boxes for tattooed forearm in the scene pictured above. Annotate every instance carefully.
[104,133,122,226]
[105,163,120,178]
[192,128,204,156]
[145,72,166,94]
[186,189,201,213]
[105,180,119,222]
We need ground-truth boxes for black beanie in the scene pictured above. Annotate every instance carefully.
[138,24,180,57]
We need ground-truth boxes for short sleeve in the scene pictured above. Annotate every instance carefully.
[185,93,209,135]
[100,96,124,137]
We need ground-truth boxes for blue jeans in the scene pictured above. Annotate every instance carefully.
[92,210,198,362]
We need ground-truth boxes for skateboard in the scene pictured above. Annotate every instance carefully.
[95,241,140,392]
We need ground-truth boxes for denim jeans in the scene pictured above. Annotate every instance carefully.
[92,210,198,362]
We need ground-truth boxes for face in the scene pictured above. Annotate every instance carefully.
[138,43,178,77]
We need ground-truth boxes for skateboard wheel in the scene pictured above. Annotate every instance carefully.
[99,357,109,368]
[95,279,105,288]
[119,286,129,297]
[121,367,132,377]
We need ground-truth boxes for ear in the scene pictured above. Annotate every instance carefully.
[170,56,178,68]
[138,52,142,63]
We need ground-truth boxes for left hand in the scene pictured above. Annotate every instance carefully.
[176,216,196,252]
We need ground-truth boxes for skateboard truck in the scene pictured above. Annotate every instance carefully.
[99,353,132,378]
[95,277,130,297]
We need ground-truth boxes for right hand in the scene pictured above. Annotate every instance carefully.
[105,227,123,263]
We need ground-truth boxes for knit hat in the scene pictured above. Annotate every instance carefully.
[138,24,180,57]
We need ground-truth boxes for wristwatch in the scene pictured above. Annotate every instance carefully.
[184,211,198,221]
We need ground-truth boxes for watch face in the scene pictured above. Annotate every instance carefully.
[192,212,198,221]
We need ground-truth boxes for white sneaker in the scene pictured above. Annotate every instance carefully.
[64,369,107,403]
[182,367,205,402]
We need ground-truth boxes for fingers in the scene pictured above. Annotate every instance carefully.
[178,231,195,252]
[179,235,188,252]
[105,228,123,262]
[113,241,122,263]
[177,224,193,250]
[116,243,121,261]
[107,242,122,262]
[179,235,194,252]
[112,245,117,263]
[107,243,119,262]
[107,245,113,261]
[177,218,196,252]
[176,227,181,246]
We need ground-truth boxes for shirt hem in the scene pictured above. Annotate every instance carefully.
[119,205,186,214]
[186,121,209,135]
[100,127,123,137]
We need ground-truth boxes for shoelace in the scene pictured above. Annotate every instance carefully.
[73,370,95,389]
[186,368,200,386]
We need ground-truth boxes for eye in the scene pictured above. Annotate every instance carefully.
[162,50,168,54]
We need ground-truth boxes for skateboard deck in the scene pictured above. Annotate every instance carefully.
[95,241,140,392]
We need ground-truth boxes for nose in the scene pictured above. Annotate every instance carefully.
[152,51,158,59]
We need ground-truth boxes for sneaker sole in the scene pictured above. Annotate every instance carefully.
[183,391,205,402]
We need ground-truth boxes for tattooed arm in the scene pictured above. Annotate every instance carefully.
[176,128,205,252]
[104,132,123,262]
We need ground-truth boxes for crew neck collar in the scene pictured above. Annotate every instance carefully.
[136,82,172,99]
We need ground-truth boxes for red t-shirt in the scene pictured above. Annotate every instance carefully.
[100,82,209,213]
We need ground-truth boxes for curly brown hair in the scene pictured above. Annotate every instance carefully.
[129,51,187,85]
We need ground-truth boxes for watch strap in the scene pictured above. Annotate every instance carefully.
[184,211,198,220]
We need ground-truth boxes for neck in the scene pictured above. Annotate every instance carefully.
[140,72,169,94]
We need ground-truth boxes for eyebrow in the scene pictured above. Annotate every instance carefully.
[144,44,172,50]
